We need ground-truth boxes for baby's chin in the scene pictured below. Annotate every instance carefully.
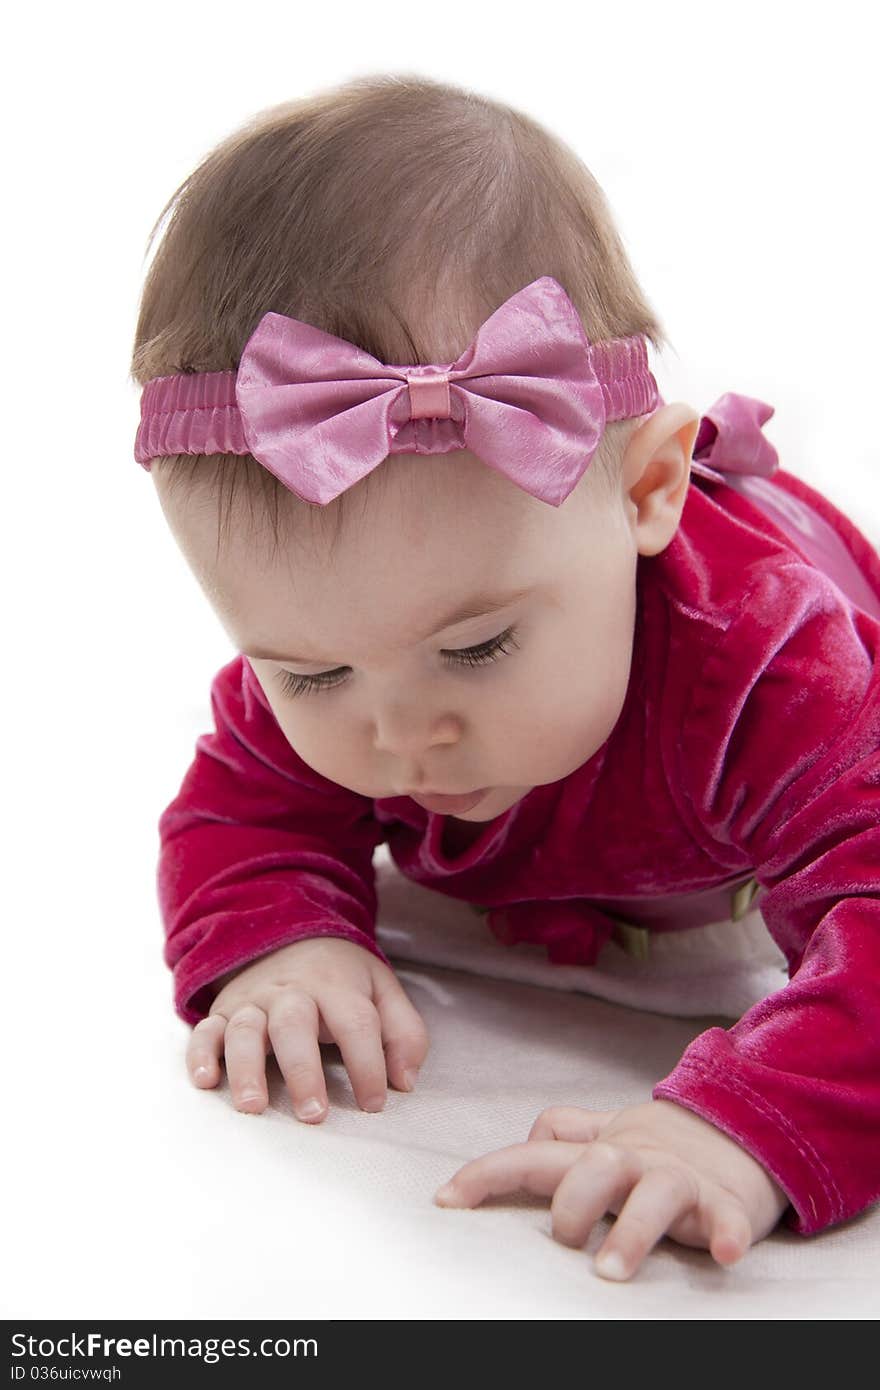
[450,785,532,820]
[452,739,612,819]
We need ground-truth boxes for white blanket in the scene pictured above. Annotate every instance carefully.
[374,843,791,1021]
[7,842,877,1323]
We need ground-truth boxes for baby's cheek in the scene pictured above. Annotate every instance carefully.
[537,678,623,778]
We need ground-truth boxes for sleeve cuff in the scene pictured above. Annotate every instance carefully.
[652,1046,841,1235]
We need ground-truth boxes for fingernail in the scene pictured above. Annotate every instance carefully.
[435,1183,459,1205]
[364,1094,385,1112]
[238,1092,264,1110]
[594,1251,628,1281]
[296,1098,323,1119]
[402,1068,419,1091]
[193,1066,211,1085]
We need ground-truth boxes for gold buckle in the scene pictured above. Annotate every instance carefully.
[730,876,761,921]
[610,918,651,961]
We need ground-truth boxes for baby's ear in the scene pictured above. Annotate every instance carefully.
[656,402,701,458]
[678,406,703,463]
[624,403,700,554]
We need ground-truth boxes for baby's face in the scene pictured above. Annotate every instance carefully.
[157,442,665,822]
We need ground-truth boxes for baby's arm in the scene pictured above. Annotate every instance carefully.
[651,563,880,1234]
[159,653,428,1116]
[436,560,880,1275]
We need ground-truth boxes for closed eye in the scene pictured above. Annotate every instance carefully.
[274,626,521,699]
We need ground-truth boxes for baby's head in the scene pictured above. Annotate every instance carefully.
[131,74,700,821]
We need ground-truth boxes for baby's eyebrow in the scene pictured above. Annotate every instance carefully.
[244,586,534,664]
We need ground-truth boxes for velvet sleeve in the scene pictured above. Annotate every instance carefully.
[650,561,880,1234]
[157,654,391,1025]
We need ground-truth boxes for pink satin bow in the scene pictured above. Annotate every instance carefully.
[134,276,660,507]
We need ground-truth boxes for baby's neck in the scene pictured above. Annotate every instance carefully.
[440,815,486,857]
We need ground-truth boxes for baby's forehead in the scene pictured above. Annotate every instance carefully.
[267,450,564,558]
[357,447,546,523]
[161,447,593,624]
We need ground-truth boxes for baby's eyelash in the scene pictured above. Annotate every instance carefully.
[275,626,520,699]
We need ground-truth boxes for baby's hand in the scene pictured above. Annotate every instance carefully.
[186,937,430,1124]
[434,1098,790,1281]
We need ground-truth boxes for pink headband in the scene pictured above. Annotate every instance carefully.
[134,275,659,507]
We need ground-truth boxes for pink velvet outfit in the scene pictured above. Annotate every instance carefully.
[156,392,880,1238]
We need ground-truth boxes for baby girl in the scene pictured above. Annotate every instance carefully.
[130,73,880,1283]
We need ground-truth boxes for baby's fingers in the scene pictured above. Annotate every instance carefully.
[187,1014,227,1089]
[528,1106,612,1144]
[435,1140,580,1207]
[222,1004,270,1113]
[579,1161,695,1280]
[706,1194,754,1267]
[371,967,430,1093]
[570,1161,751,1281]
[318,990,388,1113]
[267,994,328,1124]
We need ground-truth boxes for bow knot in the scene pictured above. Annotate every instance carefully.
[406,370,452,421]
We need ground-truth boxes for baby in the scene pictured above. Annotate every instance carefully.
[130,73,880,1283]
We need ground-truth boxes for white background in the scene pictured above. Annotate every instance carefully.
[3,0,878,1320]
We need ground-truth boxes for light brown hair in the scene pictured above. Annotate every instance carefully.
[130,72,667,558]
